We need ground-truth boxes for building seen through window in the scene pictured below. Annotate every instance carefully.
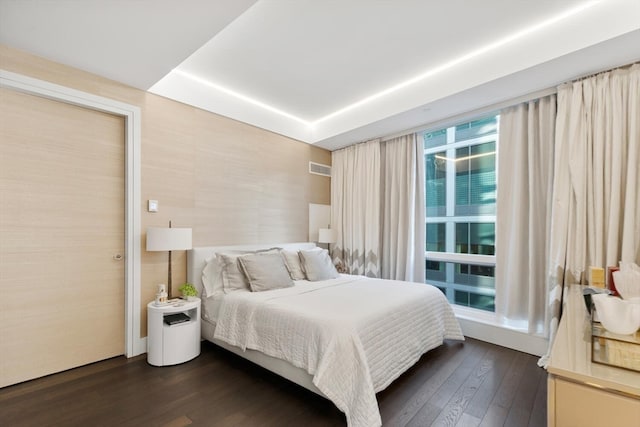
[423,115,498,312]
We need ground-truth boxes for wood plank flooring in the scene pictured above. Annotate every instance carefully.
[0,338,546,427]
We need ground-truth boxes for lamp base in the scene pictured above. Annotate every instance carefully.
[167,249,173,300]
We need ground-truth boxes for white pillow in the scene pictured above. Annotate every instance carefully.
[299,248,339,281]
[201,255,224,297]
[238,251,294,292]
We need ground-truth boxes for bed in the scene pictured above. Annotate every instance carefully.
[187,243,464,427]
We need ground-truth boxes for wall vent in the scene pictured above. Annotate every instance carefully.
[309,161,331,177]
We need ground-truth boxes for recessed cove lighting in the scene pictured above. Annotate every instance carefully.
[310,0,602,126]
[173,70,312,126]
[168,0,602,132]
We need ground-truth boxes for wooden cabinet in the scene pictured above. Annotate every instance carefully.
[548,377,640,426]
[547,286,640,426]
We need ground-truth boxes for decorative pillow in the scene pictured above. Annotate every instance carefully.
[238,251,294,292]
[299,248,339,281]
[201,255,224,297]
[217,248,281,293]
[281,250,307,280]
[217,252,250,293]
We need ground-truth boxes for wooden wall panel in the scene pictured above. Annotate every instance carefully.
[0,45,331,339]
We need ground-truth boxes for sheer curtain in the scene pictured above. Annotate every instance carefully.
[331,139,381,277]
[495,95,556,334]
[541,63,640,366]
[380,134,425,282]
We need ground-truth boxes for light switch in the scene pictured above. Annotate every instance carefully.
[148,199,158,213]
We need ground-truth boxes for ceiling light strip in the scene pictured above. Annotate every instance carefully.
[311,0,602,126]
[173,70,311,126]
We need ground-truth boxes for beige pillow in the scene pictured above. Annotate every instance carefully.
[217,248,281,293]
[299,249,339,281]
[238,251,294,292]
[217,252,250,293]
[281,250,307,280]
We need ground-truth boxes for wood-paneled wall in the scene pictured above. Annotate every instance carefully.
[0,45,331,338]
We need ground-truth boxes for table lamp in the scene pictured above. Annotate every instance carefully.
[146,221,192,300]
[318,227,337,251]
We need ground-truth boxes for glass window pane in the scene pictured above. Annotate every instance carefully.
[470,223,495,255]
[454,290,469,306]
[424,261,495,312]
[470,142,496,208]
[455,147,469,207]
[423,129,447,149]
[470,293,495,312]
[455,141,496,215]
[455,223,495,255]
[425,259,445,282]
[426,223,445,252]
[453,263,495,289]
[455,223,468,254]
[425,152,446,216]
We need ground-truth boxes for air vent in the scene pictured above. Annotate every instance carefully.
[309,161,331,177]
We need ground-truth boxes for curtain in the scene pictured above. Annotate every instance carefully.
[495,95,556,334]
[331,139,381,277]
[331,133,426,280]
[540,63,640,367]
[380,134,425,282]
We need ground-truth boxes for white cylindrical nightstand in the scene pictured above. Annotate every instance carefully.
[147,298,201,366]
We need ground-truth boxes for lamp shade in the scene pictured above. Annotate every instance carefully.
[146,227,192,251]
[318,228,337,244]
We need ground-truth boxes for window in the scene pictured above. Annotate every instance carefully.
[423,114,498,312]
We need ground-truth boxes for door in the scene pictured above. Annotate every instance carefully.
[0,87,125,387]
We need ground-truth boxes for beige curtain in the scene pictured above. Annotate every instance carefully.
[331,134,426,280]
[331,140,381,277]
[495,95,556,334]
[540,63,640,367]
[380,133,425,282]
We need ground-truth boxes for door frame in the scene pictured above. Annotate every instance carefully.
[0,70,144,357]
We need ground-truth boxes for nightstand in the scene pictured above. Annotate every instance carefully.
[147,298,201,366]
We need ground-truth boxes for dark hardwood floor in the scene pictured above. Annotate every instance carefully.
[0,338,546,427]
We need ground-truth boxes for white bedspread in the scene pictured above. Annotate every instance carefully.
[213,275,464,427]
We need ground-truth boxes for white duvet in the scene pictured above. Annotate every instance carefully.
[213,275,464,427]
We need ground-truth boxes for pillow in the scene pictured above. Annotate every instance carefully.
[217,248,281,293]
[217,252,250,293]
[201,255,224,297]
[238,251,294,292]
[299,248,339,281]
[281,250,307,280]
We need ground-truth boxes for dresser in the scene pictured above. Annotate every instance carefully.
[547,285,640,426]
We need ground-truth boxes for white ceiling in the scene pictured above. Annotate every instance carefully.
[1,0,640,150]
